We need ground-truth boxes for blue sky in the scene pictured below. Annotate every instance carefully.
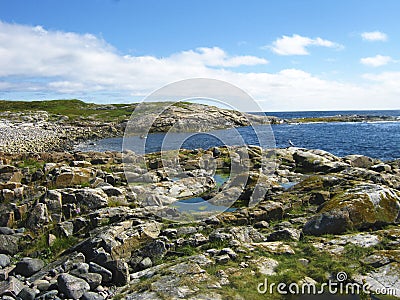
[0,0,399,111]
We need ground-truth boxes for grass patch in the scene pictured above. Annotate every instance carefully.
[23,233,79,261]
[0,99,135,122]
[17,159,44,173]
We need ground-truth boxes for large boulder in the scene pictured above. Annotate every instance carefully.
[26,202,50,230]
[55,167,94,188]
[293,149,348,173]
[57,273,90,299]
[14,257,44,277]
[344,154,375,169]
[42,190,63,223]
[0,234,20,255]
[304,184,400,235]
[74,188,109,210]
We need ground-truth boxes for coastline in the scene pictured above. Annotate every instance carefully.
[0,101,399,299]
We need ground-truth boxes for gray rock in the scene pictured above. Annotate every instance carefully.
[57,273,90,300]
[100,186,124,197]
[361,254,391,268]
[35,290,59,300]
[309,191,330,205]
[267,228,301,241]
[303,209,352,236]
[354,263,400,297]
[0,276,24,297]
[0,254,11,268]
[76,273,102,290]
[344,154,374,168]
[81,291,105,300]
[104,260,129,286]
[139,240,167,261]
[17,287,36,300]
[218,248,237,260]
[14,257,44,277]
[370,163,392,173]
[139,257,153,270]
[26,202,50,230]
[0,227,14,235]
[88,262,112,284]
[74,189,108,209]
[229,226,265,243]
[305,184,400,235]
[69,262,90,276]
[253,221,269,229]
[0,234,20,255]
[215,254,230,264]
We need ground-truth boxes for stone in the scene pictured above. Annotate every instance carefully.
[139,257,153,270]
[0,265,14,281]
[251,242,295,255]
[252,201,284,222]
[304,184,400,235]
[354,263,400,297]
[100,186,124,197]
[0,234,20,255]
[74,188,109,209]
[254,257,279,275]
[82,291,105,300]
[104,260,129,286]
[309,191,330,205]
[57,273,90,300]
[56,221,74,237]
[361,254,391,268]
[34,279,51,292]
[218,248,237,260]
[0,254,11,268]
[0,227,14,235]
[215,254,230,264]
[253,221,269,229]
[14,257,44,277]
[17,287,36,300]
[370,163,391,173]
[303,209,352,236]
[344,154,374,169]
[88,262,112,284]
[55,167,93,188]
[267,228,301,241]
[43,190,63,223]
[298,258,309,267]
[77,273,102,290]
[229,226,265,243]
[0,276,25,297]
[26,202,50,230]
[329,233,381,248]
[139,240,167,261]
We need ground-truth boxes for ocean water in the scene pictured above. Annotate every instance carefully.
[75,110,400,161]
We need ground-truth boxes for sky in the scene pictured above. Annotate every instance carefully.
[0,0,399,111]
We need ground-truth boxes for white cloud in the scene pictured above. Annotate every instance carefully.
[267,34,342,56]
[0,21,399,111]
[360,55,393,67]
[361,31,388,42]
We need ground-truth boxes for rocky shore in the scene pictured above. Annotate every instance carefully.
[0,102,279,153]
[0,145,399,299]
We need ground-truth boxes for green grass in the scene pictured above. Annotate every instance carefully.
[0,99,135,122]
[23,233,80,261]
[17,158,45,174]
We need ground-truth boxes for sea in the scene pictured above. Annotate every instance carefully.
[75,110,400,161]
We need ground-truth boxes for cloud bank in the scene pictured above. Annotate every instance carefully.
[0,21,399,111]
